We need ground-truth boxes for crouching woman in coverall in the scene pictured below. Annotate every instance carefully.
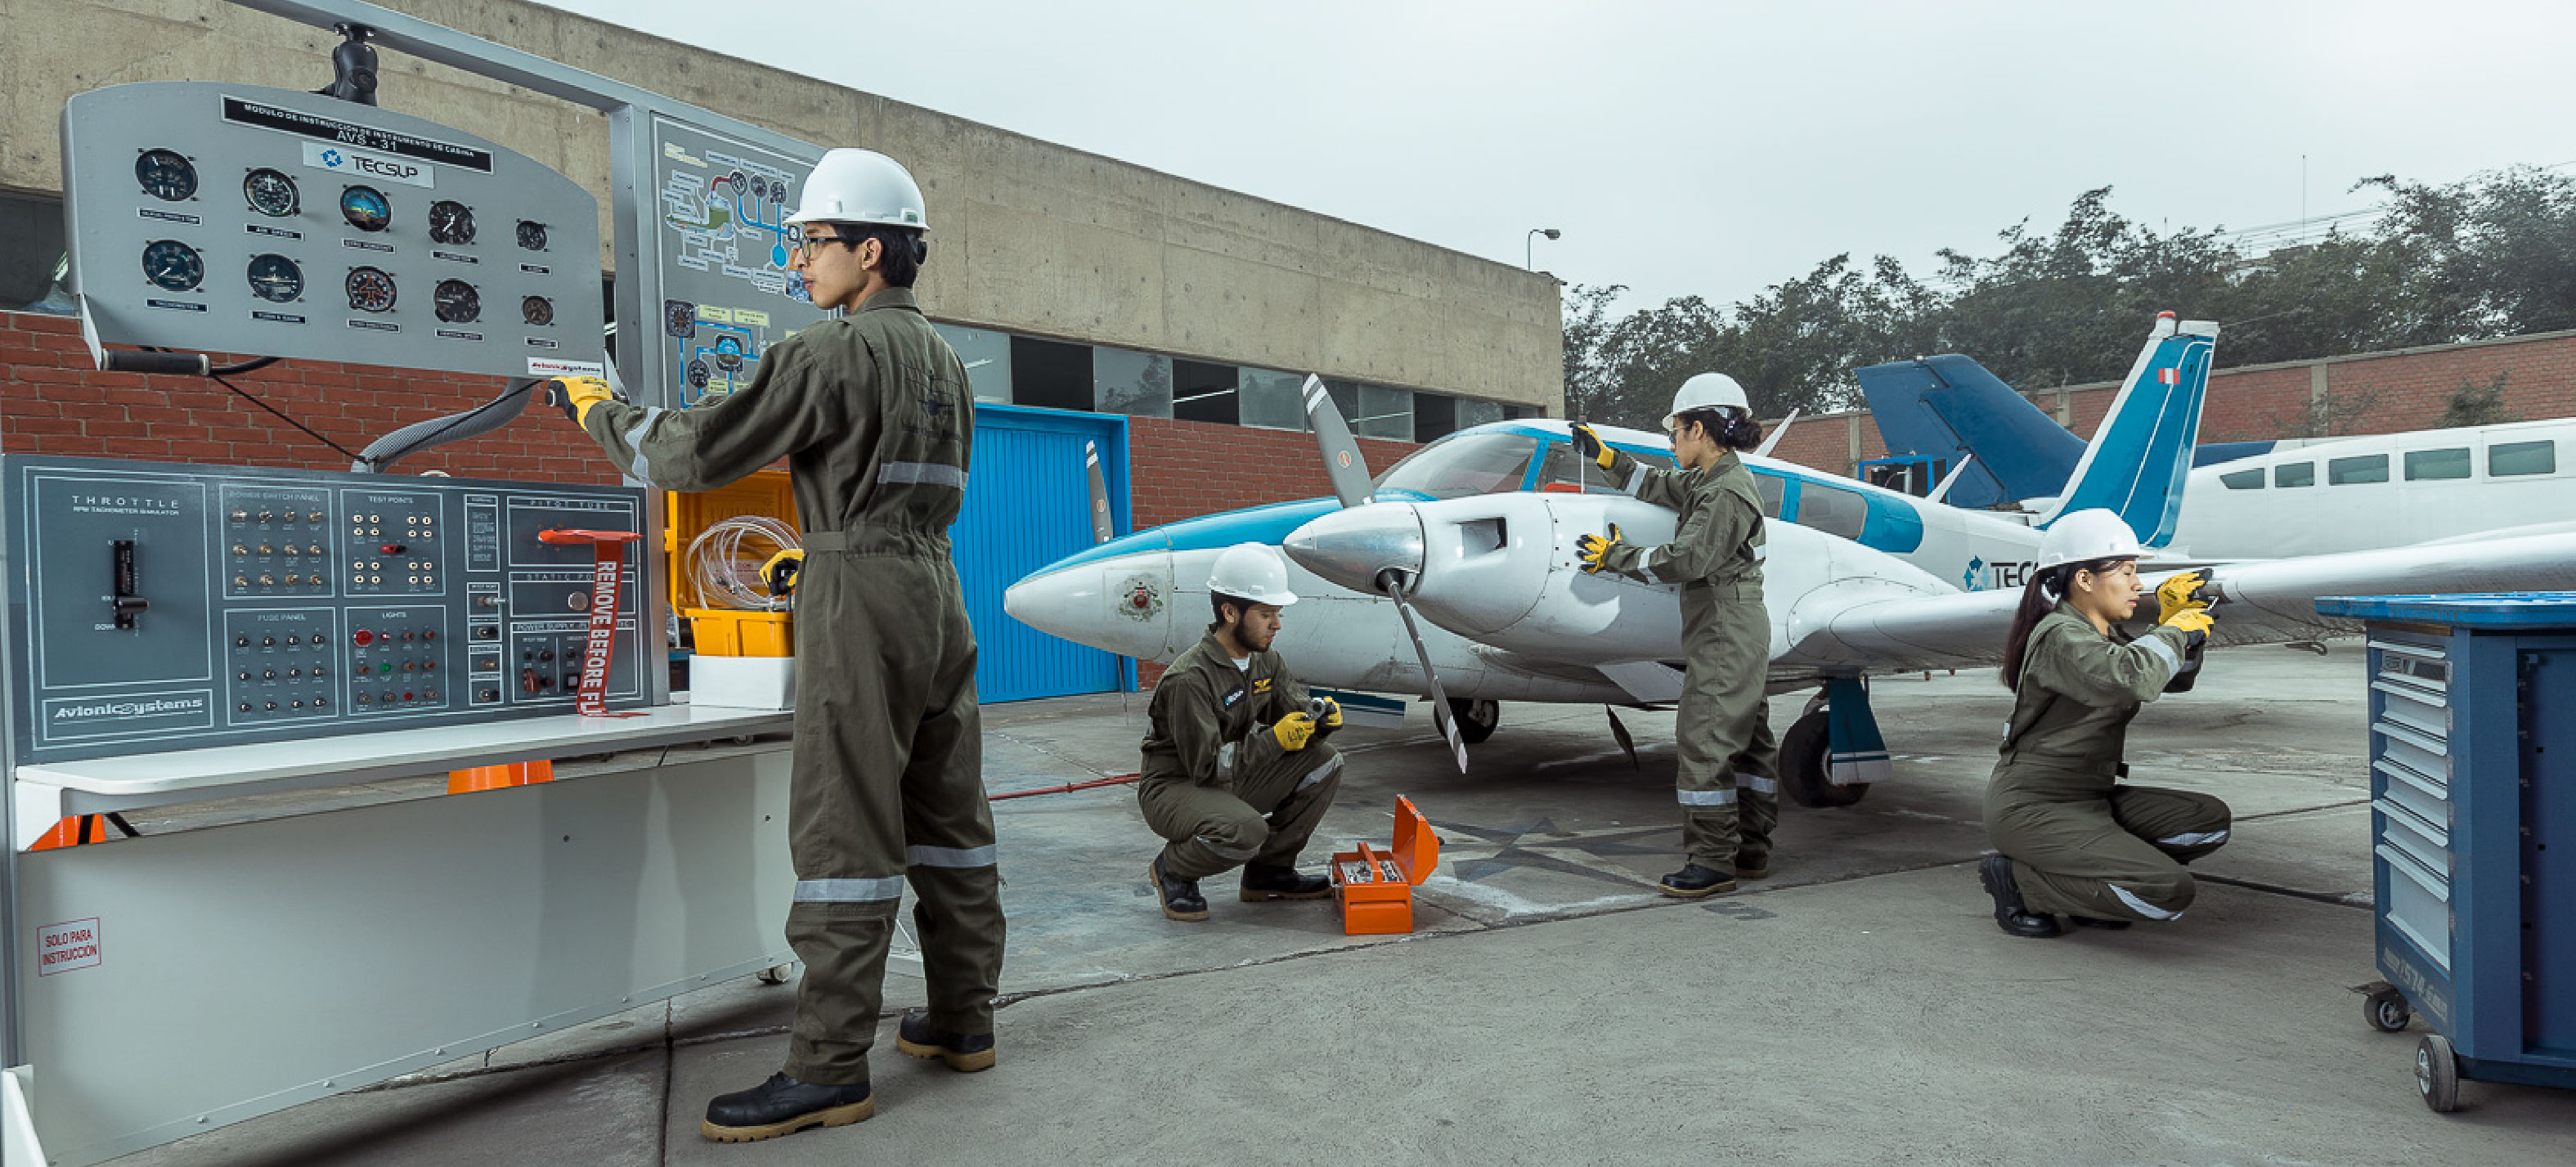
[1977,508,2227,939]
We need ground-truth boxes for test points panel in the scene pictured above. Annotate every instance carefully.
[2,456,649,765]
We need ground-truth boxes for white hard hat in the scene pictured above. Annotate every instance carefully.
[1663,373,1751,432]
[2036,509,2148,570]
[1206,542,1299,607]
[783,148,931,232]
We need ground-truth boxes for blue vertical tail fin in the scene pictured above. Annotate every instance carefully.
[2035,313,2218,546]
[1853,355,2084,509]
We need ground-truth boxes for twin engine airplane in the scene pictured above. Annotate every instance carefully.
[1005,315,2576,806]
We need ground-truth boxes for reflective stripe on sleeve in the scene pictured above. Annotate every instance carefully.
[2157,829,2229,849]
[1733,773,1779,793]
[906,844,998,869]
[1216,741,1238,776]
[2110,883,2183,921]
[794,876,904,903]
[1625,464,1649,494]
[2138,633,2183,675]
[1677,787,1739,806]
[621,407,665,484]
[878,461,968,489]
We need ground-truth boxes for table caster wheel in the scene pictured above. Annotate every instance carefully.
[2365,986,2412,1033]
[2416,1033,2460,1112]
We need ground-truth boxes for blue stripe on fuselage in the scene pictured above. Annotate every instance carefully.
[1024,496,1343,577]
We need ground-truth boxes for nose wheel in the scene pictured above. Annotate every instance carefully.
[1780,706,1867,808]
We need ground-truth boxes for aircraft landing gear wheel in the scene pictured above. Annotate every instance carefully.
[756,964,793,986]
[2417,1034,2461,1112]
[1450,698,1500,744]
[1779,707,1866,808]
[2364,985,2412,1033]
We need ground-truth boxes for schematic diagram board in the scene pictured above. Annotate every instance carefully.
[1,456,650,764]
[647,114,828,408]
[59,82,606,381]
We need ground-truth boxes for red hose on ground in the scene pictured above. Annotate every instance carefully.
[987,773,1141,801]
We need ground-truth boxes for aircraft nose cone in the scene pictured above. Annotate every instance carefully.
[1003,561,1172,659]
[1283,504,1424,594]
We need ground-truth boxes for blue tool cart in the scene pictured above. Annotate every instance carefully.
[2313,593,2576,1113]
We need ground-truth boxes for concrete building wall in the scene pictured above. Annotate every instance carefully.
[0,0,1562,411]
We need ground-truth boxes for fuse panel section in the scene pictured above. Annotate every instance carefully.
[3,456,651,764]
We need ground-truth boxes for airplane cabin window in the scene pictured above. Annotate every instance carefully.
[1373,433,1541,500]
[1755,472,1786,517]
[2403,447,2471,481]
[1795,482,1868,540]
[2328,454,2390,485]
[2274,462,2315,487]
[2220,469,2264,490]
[2490,439,2556,477]
[1537,440,1625,492]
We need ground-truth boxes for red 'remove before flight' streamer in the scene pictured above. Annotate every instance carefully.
[536,528,644,717]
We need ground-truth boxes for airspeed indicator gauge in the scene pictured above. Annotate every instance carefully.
[243,168,299,217]
[520,295,554,327]
[433,279,482,324]
[247,254,303,303]
[135,149,197,201]
[340,186,392,232]
[141,240,203,291]
[428,200,477,245]
[345,266,397,313]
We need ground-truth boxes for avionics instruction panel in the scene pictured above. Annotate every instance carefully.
[2,456,648,764]
[60,82,606,380]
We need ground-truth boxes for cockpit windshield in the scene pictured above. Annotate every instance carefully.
[1373,433,1541,500]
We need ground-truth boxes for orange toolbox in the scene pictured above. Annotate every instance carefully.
[1330,796,1439,935]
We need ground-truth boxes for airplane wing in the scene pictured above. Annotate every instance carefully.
[1785,531,2576,675]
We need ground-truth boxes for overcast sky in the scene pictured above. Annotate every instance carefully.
[547,0,2576,314]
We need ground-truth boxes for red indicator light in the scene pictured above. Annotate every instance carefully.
[352,630,375,646]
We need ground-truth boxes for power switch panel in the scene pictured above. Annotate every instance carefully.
[4,455,648,764]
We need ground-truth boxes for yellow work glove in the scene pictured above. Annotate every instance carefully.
[1316,697,1343,729]
[1577,523,1624,574]
[550,375,618,427]
[1570,423,1616,471]
[761,548,805,597]
[1272,711,1317,752]
[2156,569,2214,623]
[2163,607,2216,637]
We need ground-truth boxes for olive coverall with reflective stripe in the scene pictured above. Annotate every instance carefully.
[1985,605,2228,922]
[1599,448,1777,869]
[1138,634,1344,881]
[580,286,1002,1086]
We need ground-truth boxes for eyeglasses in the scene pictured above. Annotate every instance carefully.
[796,233,848,261]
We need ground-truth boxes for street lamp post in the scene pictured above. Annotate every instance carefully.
[1526,227,1561,271]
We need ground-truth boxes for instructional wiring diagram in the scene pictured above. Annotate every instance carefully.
[652,123,825,408]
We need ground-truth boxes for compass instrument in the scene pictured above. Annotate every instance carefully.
[345,266,397,313]
[135,149,197,201]
[428,200,477,245]
[339,185,392,232]
[433,279,481,324]
[243,168,299,217]
[247,254,303,303]
[141,240,204,291]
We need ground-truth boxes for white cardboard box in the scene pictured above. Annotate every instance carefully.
[688,654,796,711]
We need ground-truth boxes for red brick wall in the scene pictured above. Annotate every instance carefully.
[1127,415,1416,531]
[1,311,620,480]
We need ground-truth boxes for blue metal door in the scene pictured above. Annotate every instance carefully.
[954,404,1132,702]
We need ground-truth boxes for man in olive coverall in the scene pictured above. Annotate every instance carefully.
[554,149,1001,1143]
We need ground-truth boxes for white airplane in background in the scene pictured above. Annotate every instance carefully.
[2170,417,2576,557]
[1006,315,2576,807]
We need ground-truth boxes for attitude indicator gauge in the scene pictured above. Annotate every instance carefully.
[339,186,392,232]
[433,279,481,323]
[243,168,299,217]
[520,295,554,327]
[141,240,204,291]
[428,200,477,245]
[135,149,197,201]
[247,254,303,303]
[345,266,397,313]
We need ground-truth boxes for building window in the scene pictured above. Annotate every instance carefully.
[1172,359,1238,424]
[2220,468,2264,490]
[1754,471,1787,517]
[2328,453,2389,485]
[1413,393,1457,442]
[1237,367,1306,431]
[2273,462,2315,487]
[1353,383,1413,441]
[1094,347,1173,417]
[1009,335,1093,411]
[2403,447,2471,481]
[1454,399,1506,430]
[1796,482,1868,540]
[934,323,1013,403]
[2490,439,2556,477]
[0,192,71,314]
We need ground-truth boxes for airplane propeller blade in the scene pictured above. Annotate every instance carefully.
[1084,440,1115,545]
[1605,707,1641,770]
[1753,409,1800,458]
[1300,374,1375,509]
[1386,575,1469,773]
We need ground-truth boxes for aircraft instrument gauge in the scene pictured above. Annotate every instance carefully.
[243,168,299,217]
[247,254,303,303]
[339,186,392,232]
[428,200,477,245]
[135,149,197,201]
[345,266,397,313]
[433,279,481,323]
[515,220,548,251]
[520,295,554,327]
[141,240,204,291]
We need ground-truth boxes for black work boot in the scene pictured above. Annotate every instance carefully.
[1150,855,1209,921]
[700,1073,873,1142]
[895,1008,995,1072]
[2068,915,2133,931]
[1239,862,1332,901]
[1978,855,2063,938]
[1734,853,1771,880]
[1658,864,1738,898]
